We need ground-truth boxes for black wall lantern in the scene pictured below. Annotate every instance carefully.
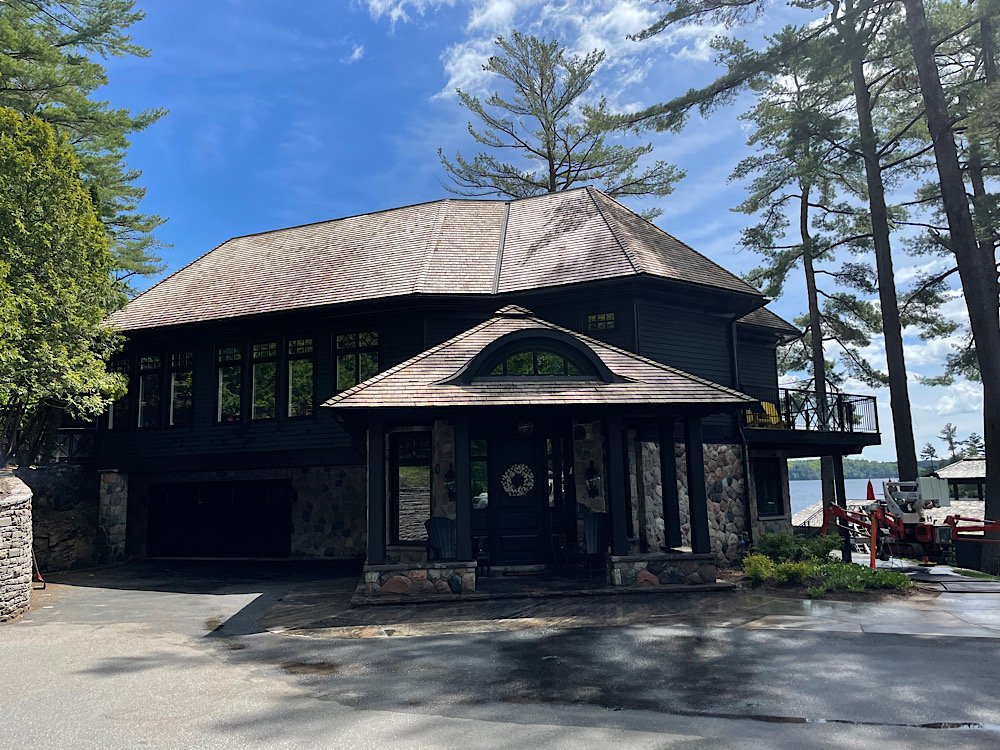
[444,463,457,502]
[584,460,601,498]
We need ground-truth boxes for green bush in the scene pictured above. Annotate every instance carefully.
[773,561,818,584]
[743,553,777,583]
[754,532,840,563]
[806,585,828,599]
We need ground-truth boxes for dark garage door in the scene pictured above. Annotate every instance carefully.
[147,479,294,558]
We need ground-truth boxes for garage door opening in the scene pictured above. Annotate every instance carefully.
[147,479,294,558]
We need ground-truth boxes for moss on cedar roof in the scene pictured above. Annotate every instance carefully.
[109,187,765,331]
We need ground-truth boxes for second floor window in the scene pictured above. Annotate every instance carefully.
[169,352,194,427]
[251,342,277,420]
[137,355,161,428]
[587,312,615,331]
[107,359,130,431]
[287,338,314,417]
[336,331,378,391]
[217,345,242,423]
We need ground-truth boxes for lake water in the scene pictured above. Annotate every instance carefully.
[788,478,892,515]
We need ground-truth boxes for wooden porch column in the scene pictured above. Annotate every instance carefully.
[366,413,386,566]
[831,453,852,563]
[659,419,683,549]
[684,415,711,554]
[606,414,629,556]
[454,413,472,561]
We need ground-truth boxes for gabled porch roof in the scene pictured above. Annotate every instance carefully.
[323,306,754,411]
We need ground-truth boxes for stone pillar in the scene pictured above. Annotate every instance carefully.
[0,473,33,622]
[659,421,683,549]
[98,470,128,563]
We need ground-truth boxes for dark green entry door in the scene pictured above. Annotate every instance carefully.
[489,434,547,564]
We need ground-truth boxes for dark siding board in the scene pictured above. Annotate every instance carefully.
[636,301,733,386]
[530,298,635,351]
[424,313,492,348]
[737,334,779,390]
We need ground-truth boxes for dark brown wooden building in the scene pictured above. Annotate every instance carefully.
[85,187,879,596]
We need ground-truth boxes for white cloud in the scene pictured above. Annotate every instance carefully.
[344,43,366,63]
[362,0,454,26]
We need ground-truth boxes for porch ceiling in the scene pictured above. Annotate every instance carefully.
[324,306,754,411]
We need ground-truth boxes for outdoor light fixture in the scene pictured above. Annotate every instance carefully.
[584,460,601,497]
[516,421,534,437]
[444,463,457,502]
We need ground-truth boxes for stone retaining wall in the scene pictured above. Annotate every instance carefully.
[1,473,33,622]
[358,560,477,602]
[16,464,98,572]
[607,552,717,587]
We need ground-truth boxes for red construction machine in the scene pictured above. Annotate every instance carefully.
[819,478,1000,566]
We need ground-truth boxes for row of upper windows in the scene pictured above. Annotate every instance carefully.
[107,332,379,430]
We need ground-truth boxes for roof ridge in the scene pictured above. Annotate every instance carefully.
[587,187,640,274]
[492,201,510,294]
[416,200,452,291]
[589,187,760,297]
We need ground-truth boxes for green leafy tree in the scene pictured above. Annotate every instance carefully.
[438,32,683,218]
[920,442,938,471]
[938,422,960,462]
[0,108,125,464]
[965,432,986,457]
[0,0,166,288]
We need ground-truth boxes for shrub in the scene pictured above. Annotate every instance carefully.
[743,553,777,583]
[773,561,819,584]
[754,531,841,563]
[806,585,828,599]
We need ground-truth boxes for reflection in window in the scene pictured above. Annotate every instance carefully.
[287,338,314,417]
[390,432,432,543]
[107,359,130,430]
[217,345,242,423]
[471,439,488,510]
[138,355,161,428]
[587,312,616,331]
[169,352,193,427]
[486,349,586,377]
[251,342,277,420]
[336,331,379,391]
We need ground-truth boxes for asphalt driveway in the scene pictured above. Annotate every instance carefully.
[4,561,1000,749]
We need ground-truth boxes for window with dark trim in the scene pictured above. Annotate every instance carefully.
[287,338,314,417]
[586,312,616,331]
[217,345,243,423]
[336,331,378,391]
[389,431,432,544]
[480,345,595,378]
[137,355,161,428]
[107,359,130,431]
[251,342,277,421]
[753,458,785,518]
[471,439,488,510]
[169,352,194,427]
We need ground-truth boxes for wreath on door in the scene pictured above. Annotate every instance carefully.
[500,463,535,497]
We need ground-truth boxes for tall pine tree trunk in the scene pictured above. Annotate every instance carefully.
[903,0,1000,572]
[839,1,919,481]
[800,180,838,508]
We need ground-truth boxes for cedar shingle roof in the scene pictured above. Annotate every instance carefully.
[737,307,800,336]
[110,187,762,331]
[934,458,986,481]
[324,306,755,410]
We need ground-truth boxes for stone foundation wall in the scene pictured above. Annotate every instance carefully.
[607,552,717,587]
[1,473,33,622]
[16,464,98,571]
[98,470,128,563]
[358,560,477,601]
[631,441,748,565]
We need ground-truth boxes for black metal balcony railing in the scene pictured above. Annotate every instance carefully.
[739,385,879,434]
[51,428,95,462]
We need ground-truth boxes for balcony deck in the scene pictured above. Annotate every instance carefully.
[739,385,880,457]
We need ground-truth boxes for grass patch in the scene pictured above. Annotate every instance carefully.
[952,568,1000,581]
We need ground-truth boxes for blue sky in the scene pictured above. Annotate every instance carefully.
[102,0,982,463]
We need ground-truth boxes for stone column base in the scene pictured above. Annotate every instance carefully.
[357,560,477,602]
[607,552,717,586]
